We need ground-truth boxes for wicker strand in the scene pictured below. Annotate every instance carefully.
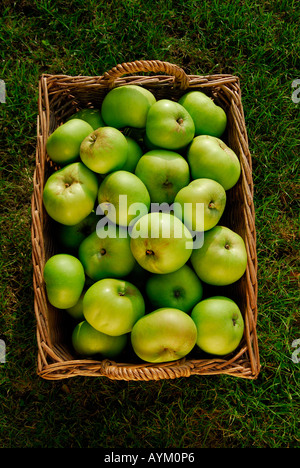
[102,59,190,90]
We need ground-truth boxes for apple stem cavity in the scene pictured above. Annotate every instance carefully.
[225,243,230,250]
[100,248,106,256]
[163,179,173,188]
[146,249,155,256]
[177,117,184,126]
[208,201,216,209]
[118,285,127,296]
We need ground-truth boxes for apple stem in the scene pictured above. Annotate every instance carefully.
[100,248,106,256]
[208,201,215,209]
[177,117,184,125]
[163,179,172,188]
[225,244,230,250]
[146,249,155,256]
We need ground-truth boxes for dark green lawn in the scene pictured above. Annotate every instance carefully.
[0,0,299,448]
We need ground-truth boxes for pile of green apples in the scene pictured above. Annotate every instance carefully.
[42,85,247,364]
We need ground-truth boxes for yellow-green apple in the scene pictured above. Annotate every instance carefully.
[65,291,85,321]
[191,296,244,355]
[187,135,241,190]
[130,212,193,274]
[43,254,85,309]
[191,225,247,285]
[83,278,145,336]
[101,85,156,129]
[134,149,190,204]
[80,126,128,174]
[72,320,127,358]
[78,224,136,281]
[121,136,143,172]
[143,132,187,157]
[130,308,197,363]
[178,91,227,137]
[146,99,195,150]
[55,210,98,253]
[146,264,203,313]
[68,108,105,130]
[46,119,93,165]
[174,178,226,232]
[42,162,98,226]
[98,170,151,227]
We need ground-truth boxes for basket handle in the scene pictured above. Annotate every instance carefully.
[102,60,189,90]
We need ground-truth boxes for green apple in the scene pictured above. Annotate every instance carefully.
[191,296,244,355]
[121,136,143,172]
[131,308,197,363]
[80,126,128,174]
[130,212,193,274]
[191,225,248,286]
[146,264,203,313]
[42,162,98,226]
[72,320,127,358]
[83,278,145,336]
[178,91,227,137]
[187,135,241,190]
[46,119,94,165]
[65,291,85,321]
[43,254,85,309]
[146,99,195,150]
[56,210,98,253]
[78,224,136,281]
[101,85,156,129]
[174,178,226,232]
[134,149,190,204]
[143,132,187,157]
[98,170,151,227]
[68,108,105,130]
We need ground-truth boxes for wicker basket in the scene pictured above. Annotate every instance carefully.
[31,60,260,381]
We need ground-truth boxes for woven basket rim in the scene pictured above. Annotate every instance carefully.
[31,60,260,381]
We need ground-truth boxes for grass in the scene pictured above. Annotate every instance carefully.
[0,0,299,449]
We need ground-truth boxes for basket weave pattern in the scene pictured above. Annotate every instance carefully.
[31,60,260,381]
